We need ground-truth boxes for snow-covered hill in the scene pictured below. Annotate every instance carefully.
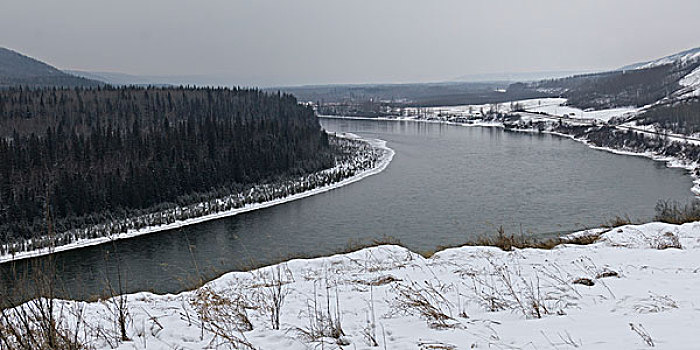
[617,47,700,100]
[621,47,700,71]
[3,222,699,349]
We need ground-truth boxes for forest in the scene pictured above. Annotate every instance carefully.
[0,86,338,245]
[634,97,700,135]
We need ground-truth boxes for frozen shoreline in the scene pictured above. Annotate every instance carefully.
[320,114,700,195]
[0,134,395,264]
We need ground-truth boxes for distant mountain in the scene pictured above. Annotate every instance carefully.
[0,47,101,88]
[67,70,256,88]
[452,70,589,83]
[66,70,171,86]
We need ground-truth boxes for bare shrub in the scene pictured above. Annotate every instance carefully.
[652,231,682,250]
[0,259,89,350]
[633,293,678,314]
[463,226,602,252]
[654,199,700,224]
[102,242,130,342]
[295,278,346,346]
[605,215,634,228]
[191,286,255,349]
[469,258,579,319]
[363,284,378,347]
[257,266,290,330]
[0,298,87,350]
[390,281,456,329]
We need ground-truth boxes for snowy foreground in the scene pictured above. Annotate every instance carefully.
[11,221,700,349]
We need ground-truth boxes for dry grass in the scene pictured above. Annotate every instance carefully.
[604,215,635,228]
[420,226,604,258]
[468,257,581,319]
[0,300,88,350]
[652,232,682,250]
[654,199,700,225]
[390,281,456,329]
[0,258,89,350]
[294,278,347,346]
[191,286,255,349]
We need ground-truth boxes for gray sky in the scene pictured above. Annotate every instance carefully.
[2,0,699,87]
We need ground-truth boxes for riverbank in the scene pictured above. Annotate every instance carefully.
[3,221,698,349]
[0,134,395,264]
[320,104,700,196]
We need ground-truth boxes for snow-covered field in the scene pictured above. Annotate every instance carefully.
[524,100,640,122]
[400,98,639,123]
[8,221,700,349]
[410,98,565,117]
[0,134,395,264]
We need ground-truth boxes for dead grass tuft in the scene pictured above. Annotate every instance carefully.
[654,200,700,225]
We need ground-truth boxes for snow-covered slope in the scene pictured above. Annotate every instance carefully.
[6,222,700,349]
[677,65,700,98]
[616,47,700,100]
[621,47,700,71]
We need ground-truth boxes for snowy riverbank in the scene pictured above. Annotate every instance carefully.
[320,98,700,196]
[5,221,699,349]
[0,134,395,264]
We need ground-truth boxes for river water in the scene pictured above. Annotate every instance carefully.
[1,118,694,300]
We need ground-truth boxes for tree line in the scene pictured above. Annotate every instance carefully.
[0,86,336,243]
[635,97,700,135]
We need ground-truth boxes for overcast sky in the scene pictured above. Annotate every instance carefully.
[2,0,699,87]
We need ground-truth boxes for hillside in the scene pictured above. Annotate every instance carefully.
[523,47,700,112]
[274,82,550,107]
[0,47,100,88]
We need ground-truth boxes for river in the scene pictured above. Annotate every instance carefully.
[1,118,694,300]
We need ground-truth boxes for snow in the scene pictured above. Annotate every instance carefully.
[680,66,700,88]
[0,134,395,264]
[678,65,700,98]
[399,98,639,123]
[624,47,700,70]
[11,221,700,349]
[408,98,566,117]
[6,103,700,348]
[619,47,700,99]
[524,101,640,122]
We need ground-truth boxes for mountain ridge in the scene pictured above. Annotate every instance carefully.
[0,47,101,88]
